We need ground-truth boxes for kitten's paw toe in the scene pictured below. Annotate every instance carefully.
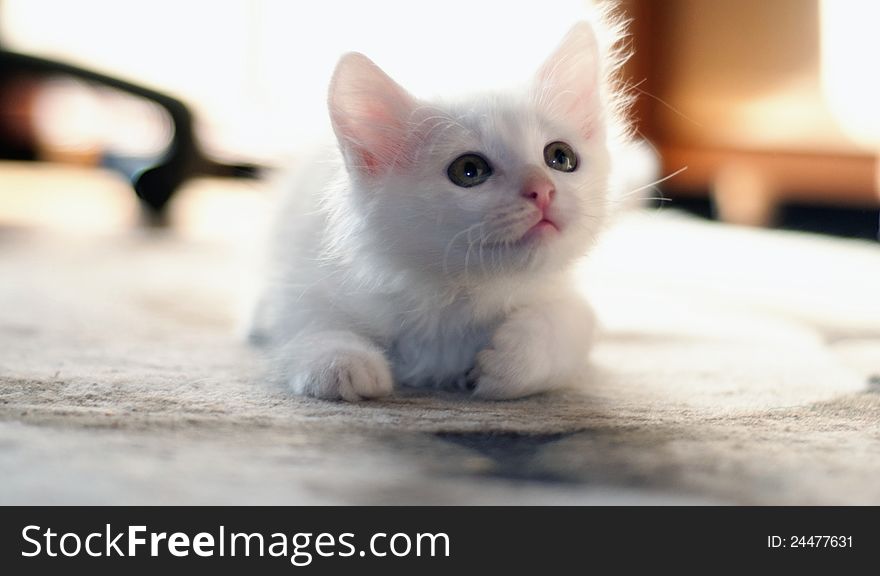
[333,352,394,402]
[292,346,393,402]
[470,348,527,400]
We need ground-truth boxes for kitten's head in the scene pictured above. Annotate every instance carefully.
[328,22,614,284]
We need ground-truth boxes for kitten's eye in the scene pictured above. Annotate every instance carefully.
[447,154,493,188]
[543,141,578,172]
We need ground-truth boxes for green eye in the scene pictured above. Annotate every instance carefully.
[447,153,493,188]
[544,141,578,172]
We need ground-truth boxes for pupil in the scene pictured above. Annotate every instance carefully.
[464,162,477,178]
[555,149,566,165]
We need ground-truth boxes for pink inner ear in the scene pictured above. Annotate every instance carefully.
[345,145,380,176]
[329,53,419,178]
[338,104,398,175]
[362,103,411,176]
[535,22,602,139]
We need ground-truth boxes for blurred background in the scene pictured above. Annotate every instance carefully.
[0,0,878,238]
[626,0,880,238]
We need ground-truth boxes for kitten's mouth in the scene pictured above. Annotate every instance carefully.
[522,217,560,241]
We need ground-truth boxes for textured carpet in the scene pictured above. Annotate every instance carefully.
[1,165,879,504]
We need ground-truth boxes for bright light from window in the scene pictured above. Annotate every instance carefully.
[820,0,880,148]
[2,0,590,162]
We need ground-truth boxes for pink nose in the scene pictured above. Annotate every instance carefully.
[521,177,555,211]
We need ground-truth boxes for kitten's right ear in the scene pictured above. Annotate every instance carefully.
[328,52,419,178]
[534,21,603,139]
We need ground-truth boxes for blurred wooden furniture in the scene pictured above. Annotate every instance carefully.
[0,49,260,219]
[621,0,879,226]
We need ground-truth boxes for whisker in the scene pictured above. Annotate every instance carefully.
[620,166,689,198]
[632,86,704,128]
[443,221,485,276]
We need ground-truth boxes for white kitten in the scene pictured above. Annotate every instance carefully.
[249,16,634,401]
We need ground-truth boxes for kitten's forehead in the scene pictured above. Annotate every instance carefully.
[434,93,579,166]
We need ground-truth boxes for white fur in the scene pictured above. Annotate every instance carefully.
[249,14,636,401]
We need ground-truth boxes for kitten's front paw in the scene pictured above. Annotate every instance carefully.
[469,313,556,400]
[298,349,393,402]
[287,334,394,402]
[468,348,542,400]
[469,302,593,400]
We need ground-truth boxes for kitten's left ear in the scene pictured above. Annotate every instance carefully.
[328,52,419,178]
[534,22,603,138]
